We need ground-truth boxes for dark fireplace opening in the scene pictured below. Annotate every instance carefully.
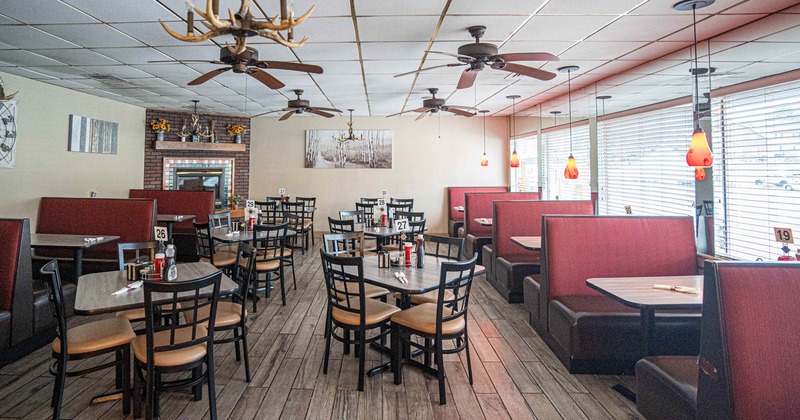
[174,168,225,208]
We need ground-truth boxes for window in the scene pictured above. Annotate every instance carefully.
[597,104,695,216]
[510,136,538,192]
[541,124,590,200]
[713,80,800,260]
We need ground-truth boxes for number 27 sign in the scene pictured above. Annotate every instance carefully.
[774,227,794,243]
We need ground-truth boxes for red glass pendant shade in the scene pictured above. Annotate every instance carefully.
[564,154,578,179]
[686,127,713,167]
[510,151,520,168]
[695,167,706,180]
[481,153,489,166]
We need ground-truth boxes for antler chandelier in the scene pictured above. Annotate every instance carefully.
[338,109,364,142]
[161,0,314,54]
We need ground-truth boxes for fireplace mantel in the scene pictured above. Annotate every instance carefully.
[153,141,246,153]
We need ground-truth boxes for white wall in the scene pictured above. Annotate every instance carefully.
[249,114,510,233]
[0,71,146,230]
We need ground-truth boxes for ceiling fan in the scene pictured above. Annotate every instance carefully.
[387,88,477,120]
[395,25,559,89]
[149,46,323,90]
[253,89,342,120]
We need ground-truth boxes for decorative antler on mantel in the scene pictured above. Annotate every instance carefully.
[160,0,314,53]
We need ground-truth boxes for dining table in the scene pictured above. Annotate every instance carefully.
[156,214,196,242]
[474,217,493,226]
[31,234,120,283]
[209,226,297,244]
[453,206,464,213]
[511,236,542,251]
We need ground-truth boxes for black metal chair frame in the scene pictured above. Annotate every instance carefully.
[250,222,289,309]
[328,217,355,234]
[394,211,425,222]
[428,235,465,261]
[392,254,478,405]
[355,202,375,222]
[386,202,412,220]
[41,259,132,419]
[208,212,231,230]
[194,222,235,275]
[391,198,414,209]
[339,210,365,223]
[133,271,222,420]
[282,201,312,255]
[360,197,379,205]
[296,196,317,247]
[117,241,157,269]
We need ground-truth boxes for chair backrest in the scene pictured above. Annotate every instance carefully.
[329,217,355,234]
[193,222,213,261]
[428,235,464,261]
[405,219,426,242]
[251,222,288,261]
[696,261,800,420]
[391,198,414,209]
[395,211,424,221]
[281,201,308,225]
[255,200,282,225]
[296,196,316,207]
[0,219,32,325]
[355,202,375,221]
[339,210,364,223]
[360,197,379,205]
[323,232,367,257]
[143,271,222,366]
[209,212,231,229]
[232,243,257,311]
[434,254,478,336]
[39,259,68,355]
[320,250,367,327]
[387,203,412,220]
[117,241,157,270]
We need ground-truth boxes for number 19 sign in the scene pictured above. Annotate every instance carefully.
[774,227,794,243]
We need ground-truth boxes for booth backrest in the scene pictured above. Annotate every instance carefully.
[542,215,697,300]
[447,186,507,221]
[0,219,24,312]
[0,218,33,349]
[37,197,156,260]
[492,200,594,263]
[129,189,215,234]
[697,262,800,420]
[464,192,539,238]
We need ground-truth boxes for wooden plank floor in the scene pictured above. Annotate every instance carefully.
[0,239,644,419]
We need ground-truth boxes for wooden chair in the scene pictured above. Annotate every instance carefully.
[386,202,412,220]
[132,271,222,420]
[296,196,317,247]
[428,235,464,261]
[339,210,365,223]
[319,251,400,391]
[328,217,355,234]
[323,231,390,299]
[355,202,375,222]
[194,222,236,273]
[41,260,135,419]
[115,242,157,325]
[250,222,289,309]
[255,200,281,225]
[208,212,231,230]
[391,198,414,209]
[394,211,424,221]
[360,197,379,205]
[391,254,478,405]
[282,201,312,254]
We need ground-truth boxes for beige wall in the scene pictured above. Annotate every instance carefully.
[0,71,145,230]
[249,114,511,233]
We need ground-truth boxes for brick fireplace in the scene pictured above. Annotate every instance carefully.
[143,109,250,208]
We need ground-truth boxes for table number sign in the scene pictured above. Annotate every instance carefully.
[624,205,633,215]
[381,189,388,197]
[245,200,255,209]
[154,226,168,242]
[774,227,794,243]
[394,218,409,232]
[377,198,386,207]
[278,188,286,195]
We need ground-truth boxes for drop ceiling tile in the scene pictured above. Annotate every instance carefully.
[278,0,351,17]
[498,40,577,56]
[438,16,528,42]
[760,24,800,42]
[560,41,649,60]
[587,15,693,42]
[544,0,646,15]
[0,65,58,79]
[0,0,98,24]
[110,22,198,47]
[0,25,79,49]
[0,14,21,24]
[363,60,443,74]
[447,0,543,16]
[63,0,178,22]
[309,61,362,75]
[184,85,239,96]
[738,61,800,75]
[715,13,800,42]
[764,51,800,63]
[34,48,119,66]
[26,65,88,79]
[360,42,428,60]
[662,14,769,42]
[619,41,690,62]
[0,40,17,50]
[43,79,95,89]
[720,0,800,14]
[91,47,173,64]
[36,24,144,49]
[540,60,606,74]
[0,50,65,67]
[357,16,441,42]
[513,15,620,42]
[629,0,737,15]
[125,78,178,88]
[156,45,230,61]
[296,17,356,43]
[291,42,359,61]
[713,41,800,62]
[77,65,153,78]
[355,0,444,16]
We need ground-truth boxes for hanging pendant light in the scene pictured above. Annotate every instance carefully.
[480,110,489,166]
[558,65,580,179]
[508,95,521,168]
[695,167,707,180]
[675,0,714,168]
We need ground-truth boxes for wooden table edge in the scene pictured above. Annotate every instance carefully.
[585,277,703,311]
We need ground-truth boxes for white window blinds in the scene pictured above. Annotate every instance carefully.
[510,136,538,192]
[712,79,800,261]
[597,104,696,216]
[541,124,590,200]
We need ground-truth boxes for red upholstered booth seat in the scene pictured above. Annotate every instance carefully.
[35,197,156,262]
[129,189,214,234]
[637,261,800,420]
[446,186,507,237]
[539,215,701,374]
[463,192,538,261]
[491,200,593,304]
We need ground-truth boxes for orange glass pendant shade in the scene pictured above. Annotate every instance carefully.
[481,153,489,167]
[695,167,706,180]
[564,154,579,179]
[686,127,713,167]
[510,151,520,168]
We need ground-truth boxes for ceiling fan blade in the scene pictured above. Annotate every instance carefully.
[426,50,474,61]
[492,52,559,62]
[308,109,334,118]
[251,109,285,118]
[415,112,429,121]
[446,105,479,110]
[312,107,343,113]
[281,107,299,111]
[457,69,478,89]
[447,107,476,117]
[148,59,224,64]
[246,68,286,89]
[279,111,295,121]
[413,107,433,113]
[493,62,557,81]
[257,61,324,74]
[188,67,231,85]
[394,63,465,78]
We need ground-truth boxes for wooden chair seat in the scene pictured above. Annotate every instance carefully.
[115,308,145,322]
[200,250,237,267]
[247,258,281,271]
[185,301,244,328]
[131,326,208,367]
[393,289,455,305]
[334,284,391,300]
[52,317,135,355]
[256,248,292,258]
[332,298,400,326]
[392,303,466,335]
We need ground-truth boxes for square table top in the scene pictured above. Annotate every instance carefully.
[157,214,196,223]
[510,236,542,251]
[30,234,120,250]
[586,275,704,310]
[343,256,485,295]
[74,262,238,316]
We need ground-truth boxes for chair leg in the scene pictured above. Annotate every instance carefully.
[116,351,123,389]
[279,268,286,306]
[241,325,251,383]
[192,366,202,401]
[251,274,259,313]
[52,357,67,420]
[465,335,473,385]
[343,329,350,355]
[424,338,432,367]
[122,347,131,415]
[133,360,142,419]
[392,325,403,385]
[323,318,332,375]
[207,357,218,420]
[145,364,156,420]
[436,340,446,405]
[233,329,241,362]
[357,328,366,392]
[290,258,297,290]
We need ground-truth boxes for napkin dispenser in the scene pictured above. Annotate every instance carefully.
[126,260,151,281]
[378,251,390,268]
